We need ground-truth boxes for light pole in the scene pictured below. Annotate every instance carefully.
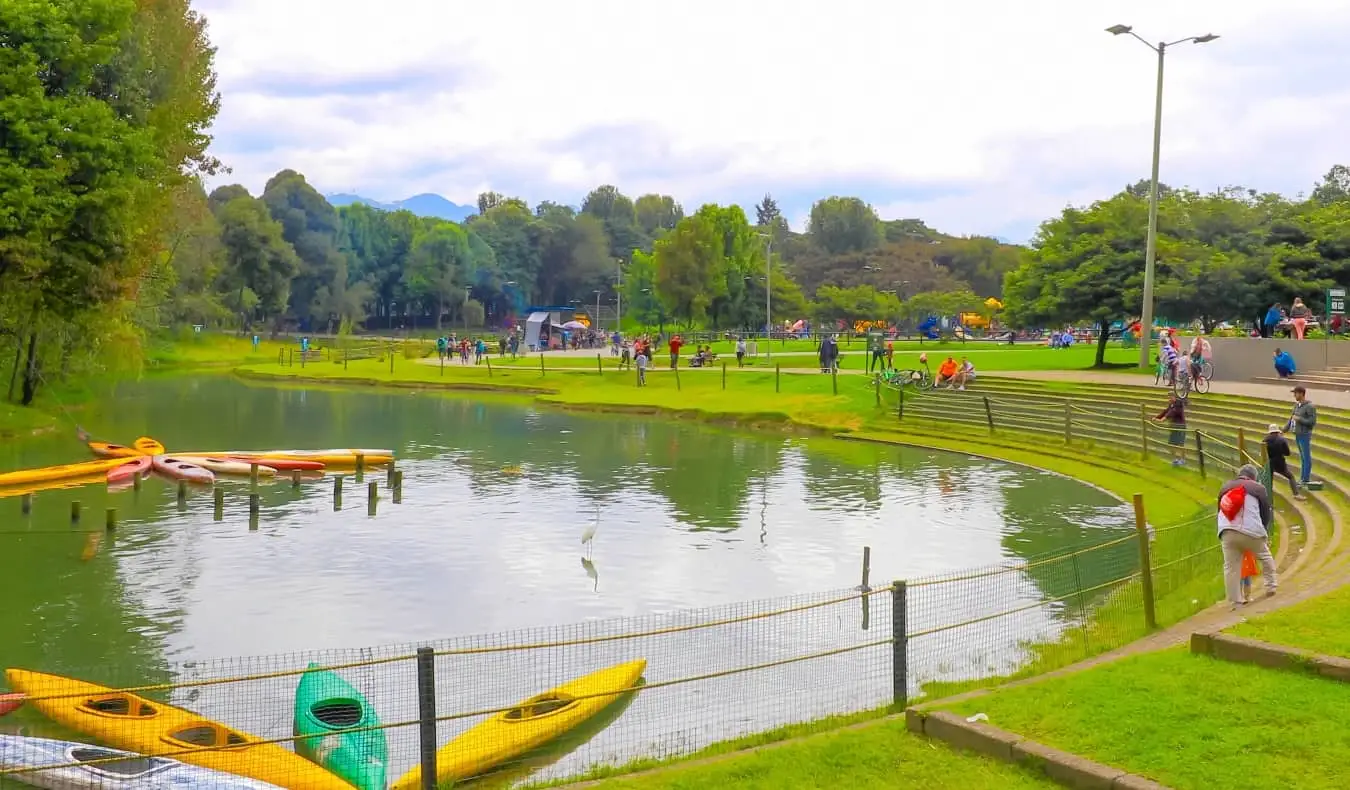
[463,285,472,331]
[759,232,773,358]
[615,259,623,333]
[594,290,602,331]
[1107,24,1220,368]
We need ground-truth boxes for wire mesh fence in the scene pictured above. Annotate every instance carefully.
[0,496,1218,790]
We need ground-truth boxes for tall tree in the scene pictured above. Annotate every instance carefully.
[404,223,471,329]
[755,194,782,227]
[634,194,684,237]
[808,196,884,255]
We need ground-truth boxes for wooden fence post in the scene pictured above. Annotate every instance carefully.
[1194,431,1207,479]
[1139,403,1149,460]
[1064,399,1072,445]
[1132,493,1157,631]
[982,396,995,434]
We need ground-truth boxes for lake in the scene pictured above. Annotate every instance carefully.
[0,375,1134,783]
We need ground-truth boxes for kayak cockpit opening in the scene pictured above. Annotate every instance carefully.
[165,723,249,749]
[79,695,157,718]
[503,693,576,720]
[313,699,364,728]
[69,747,162,777]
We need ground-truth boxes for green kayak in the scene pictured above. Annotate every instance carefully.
[294,663,388,790]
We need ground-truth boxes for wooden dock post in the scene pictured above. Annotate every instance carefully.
[20,493,32,515]
[70,501,81,523]
[214,486,224,521]
[367,480,378,516]
[291,469,302,488]
[105,508,117,532]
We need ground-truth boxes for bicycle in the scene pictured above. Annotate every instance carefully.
[884,365,933,390]
[1173,364,1210,398]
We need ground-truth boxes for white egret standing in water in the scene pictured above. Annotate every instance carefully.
[581,504,599,558]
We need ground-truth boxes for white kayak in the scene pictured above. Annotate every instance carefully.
[0,735,282,789]
[172,456,278,476]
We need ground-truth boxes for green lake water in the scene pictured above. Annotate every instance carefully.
[0,375,1135,784]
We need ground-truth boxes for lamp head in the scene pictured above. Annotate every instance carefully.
[1106,24,1133,36]
[1193,33,1219,43]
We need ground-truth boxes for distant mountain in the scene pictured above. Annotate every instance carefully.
[326,192,475,222]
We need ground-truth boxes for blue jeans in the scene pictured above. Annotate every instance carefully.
[1295,432,1313,483]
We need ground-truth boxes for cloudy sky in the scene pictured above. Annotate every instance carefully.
[196,0,1350,242]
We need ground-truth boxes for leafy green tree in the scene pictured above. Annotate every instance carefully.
[215,196,301,328]
[811,285,901,325]
[654,213,723,325]
[808,196,884,255]
[582,184,647,260]
[404,223,471,329]
[623,250,663,328]
[1003,194,1150,366]
[634,194,684,237]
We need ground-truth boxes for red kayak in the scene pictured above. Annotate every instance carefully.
[0,692,23,717]
[224,456,325,472]
[106,455,152,484]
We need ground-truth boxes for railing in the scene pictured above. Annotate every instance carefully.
[1,499,1211,789]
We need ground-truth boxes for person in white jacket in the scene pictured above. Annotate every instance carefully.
[1217,464,1277,606]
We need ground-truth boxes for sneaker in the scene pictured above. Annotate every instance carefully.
[958,386,966,391]
[1264,589,1277,599]
[1295,493,1307,500]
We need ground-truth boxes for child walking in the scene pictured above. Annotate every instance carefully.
[1241,550,1258,603]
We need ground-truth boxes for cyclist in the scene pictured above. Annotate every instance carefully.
[1188,335,1212,381]
[1160,340,1180,388]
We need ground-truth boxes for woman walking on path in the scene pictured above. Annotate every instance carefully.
[1289,386,1317,485]
[1263,424,1304,499]
[1154,392,1187,466]
[1217,465,1277,608]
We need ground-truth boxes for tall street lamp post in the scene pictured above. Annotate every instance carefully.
[759,232,773,358]
[1107,24,1220,368]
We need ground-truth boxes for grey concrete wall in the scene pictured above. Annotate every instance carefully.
[1174,335,1350,381]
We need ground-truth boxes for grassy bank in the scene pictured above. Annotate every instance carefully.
[575,717,1056,789]
[1229,585,1350,657]
[936,648,1350,790]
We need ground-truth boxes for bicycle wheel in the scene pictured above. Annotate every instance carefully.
[1201,360,1214,380]
[1194,375,1210,394]
[1172,373,1192,399]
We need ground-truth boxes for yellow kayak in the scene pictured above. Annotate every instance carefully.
[390,659,645,790]
[0,458,135,487]
[5,669,354,790]
[88,437,166,458]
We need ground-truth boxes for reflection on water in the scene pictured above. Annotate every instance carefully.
[0,375,1136,781]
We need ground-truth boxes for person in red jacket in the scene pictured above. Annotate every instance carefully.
[668,335,683,369]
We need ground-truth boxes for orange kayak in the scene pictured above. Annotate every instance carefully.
[89,437,166,458]
[107,456,152,484]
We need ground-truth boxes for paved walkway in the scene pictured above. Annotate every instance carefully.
[999,369,1350,409]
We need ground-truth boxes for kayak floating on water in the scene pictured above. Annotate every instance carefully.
[150,456,215,484]
[132,437,165,456]
[294,664,387,790]
[107,456,152,484]
[0,692,22,717]
[5,669,353,790]
[88,438,165,459]
[226,456,325,472]
[0,458,136,488]
[173,456,277,477]
[390,658,646,789]
[0,734,283,789]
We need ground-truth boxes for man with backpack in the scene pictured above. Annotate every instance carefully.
[1217,464,1276,607]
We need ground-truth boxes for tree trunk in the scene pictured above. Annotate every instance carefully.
[1094,320,1110,368]
[435,297,443,331]
[20,330,39,406]
[6,332,23,402]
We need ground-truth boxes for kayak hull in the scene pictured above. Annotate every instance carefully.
[5,670,352,790]
[174,456,277,476]
[0,692,22,717]
[0,459,134,488]
[390,659,645,789]
[87,443,141,460]
[0,734,282,789]
[150,456,215,484]
[226,457,325,472]
[294,664,387,790]
[106,457,151,484]
[229,450,393,466]
[132,438,165,456]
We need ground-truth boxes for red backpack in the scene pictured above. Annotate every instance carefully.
[1219,486,1246,521]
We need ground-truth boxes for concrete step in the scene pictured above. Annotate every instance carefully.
[1252,376,1350,392]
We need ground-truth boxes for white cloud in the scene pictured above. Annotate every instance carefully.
[197,0,1350,237]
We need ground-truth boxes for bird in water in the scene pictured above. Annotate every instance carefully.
[580,556,598,591]
[581,505,599,558]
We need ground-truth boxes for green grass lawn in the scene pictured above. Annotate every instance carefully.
[464,342,1136,372]
[938,648,1350,790]
[1229,583,1350,658]
[585,719,1056,789]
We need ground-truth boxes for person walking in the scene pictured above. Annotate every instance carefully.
[869,334,885,373]
[668,334,683,370]
[735,337,746,367]
[1217,464,1277,607]
[1263,424,1304,499]
[635,348,647,386]
[1153,392,1187,466]
[1290,297,1312,339]
[1289,385,1317,485]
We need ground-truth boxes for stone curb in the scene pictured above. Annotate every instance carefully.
[1190,631,1350,680]
[905,709,1169,789]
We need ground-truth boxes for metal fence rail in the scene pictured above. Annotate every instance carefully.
[0,496,1212,789]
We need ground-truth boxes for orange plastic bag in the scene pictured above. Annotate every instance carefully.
[1241,550,1258,578]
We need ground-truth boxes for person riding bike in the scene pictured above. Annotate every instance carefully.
[1160,341,1180,387]
[1188,335,1212,380]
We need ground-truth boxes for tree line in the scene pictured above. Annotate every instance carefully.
[8,2,1350,412]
